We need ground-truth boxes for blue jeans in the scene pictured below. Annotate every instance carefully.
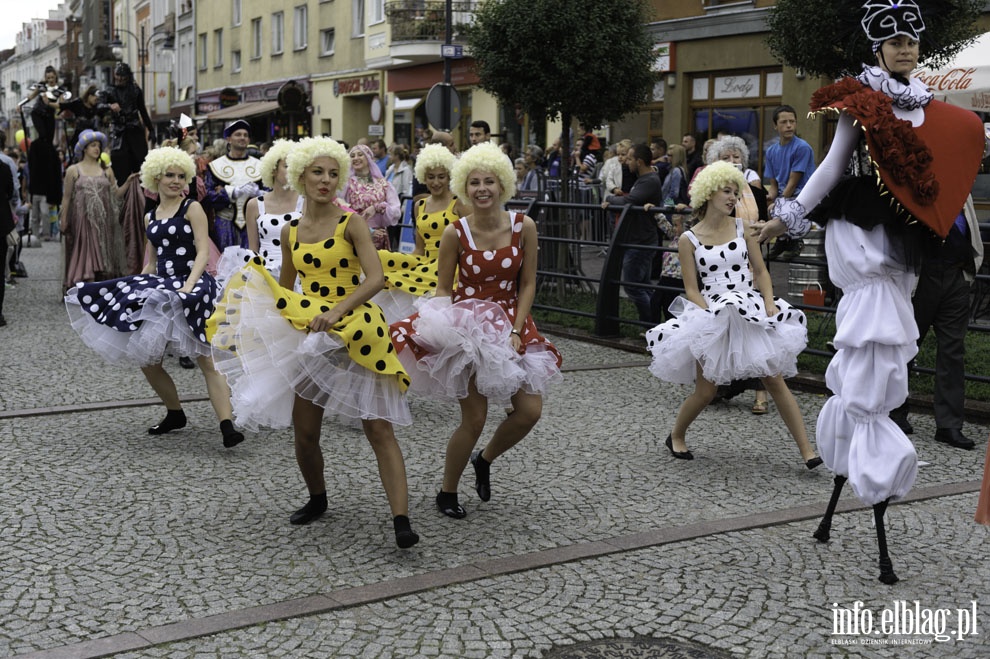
[623,247,655,322]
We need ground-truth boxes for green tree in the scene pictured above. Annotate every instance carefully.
[467,0,658,189]
[766,0,984,80]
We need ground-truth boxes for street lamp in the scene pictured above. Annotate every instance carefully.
[108,25,175,105]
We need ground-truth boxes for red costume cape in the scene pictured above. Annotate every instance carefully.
[810,78,983,238]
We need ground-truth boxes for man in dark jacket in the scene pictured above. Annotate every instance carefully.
[602,143,663,322]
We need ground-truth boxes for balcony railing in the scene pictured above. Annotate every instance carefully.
[385,1,477,43]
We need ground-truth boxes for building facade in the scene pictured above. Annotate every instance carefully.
[0,6,68,137]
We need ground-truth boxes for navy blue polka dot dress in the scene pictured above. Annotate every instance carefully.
[65,198,218,366]
[645,219,807,385]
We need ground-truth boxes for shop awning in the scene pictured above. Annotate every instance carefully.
[207,100,281,121]
[393,97,423,111]
[913,32,990,112]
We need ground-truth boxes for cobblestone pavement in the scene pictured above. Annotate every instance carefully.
[2,242,988,658]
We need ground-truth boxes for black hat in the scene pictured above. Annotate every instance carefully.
[114,62,132,78]
[223,119,251,138]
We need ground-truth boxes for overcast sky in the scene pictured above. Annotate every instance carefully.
[2,2,66,53]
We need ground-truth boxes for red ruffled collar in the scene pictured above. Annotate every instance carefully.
[810,78,938,205]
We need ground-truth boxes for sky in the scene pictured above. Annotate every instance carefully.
[1,1,67,53]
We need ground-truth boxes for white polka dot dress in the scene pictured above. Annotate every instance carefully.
[65,198,218,366]
[644,218,807,385]
[214,195,304,287]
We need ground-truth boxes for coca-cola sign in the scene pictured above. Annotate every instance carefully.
[914,67,975,91]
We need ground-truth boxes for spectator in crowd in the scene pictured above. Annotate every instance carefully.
[682,133,704,181]
[601,143,663,323]
[0,154,13,327]
[514,157,527,188]
[602,139,632,198]
[519,145,544,192]
[385,144,413,199]
[430,131,457,154]
[371,139,390,175]
[650,138,670,183]
[889,195,983,450]
[763,105,816,261]
[661,145,690,208]
[469,120,492,145]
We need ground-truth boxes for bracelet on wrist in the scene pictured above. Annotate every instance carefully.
[510,329,521,337]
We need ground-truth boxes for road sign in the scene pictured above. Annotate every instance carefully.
[424,82,461,131]
[441,44,464,59]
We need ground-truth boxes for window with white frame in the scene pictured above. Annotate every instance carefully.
[232,0,242,25]
[370,0,384,24]
[251,18,262,58]
[320,28,335,56]
[232,49,241,72]
[294,5,308,50]
[214,28,223,67]
[352,0,365,37]
[198,32,207,70]
[272,11,284,54]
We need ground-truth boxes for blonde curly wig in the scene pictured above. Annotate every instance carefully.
[450,142,515,205]
[259,139,296,189]
[689,160,748,212]
[285,136,350,196]
[140,147,196,193]
[414,143,456,182]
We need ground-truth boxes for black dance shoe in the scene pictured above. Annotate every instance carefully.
[148,409,187,435]
[393,515,420,549]
[805,456,824,470]
[470,450,491,502]
[664,434,694,460]
[289,493,328,525]
[435,491,467,519]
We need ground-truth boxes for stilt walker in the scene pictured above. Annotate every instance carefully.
[761,0,985,583]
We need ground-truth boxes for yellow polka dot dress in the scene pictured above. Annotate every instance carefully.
[373,196,460,322]
[207,213,411,429]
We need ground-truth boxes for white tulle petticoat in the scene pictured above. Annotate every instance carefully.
[210,266,411,430]
[65,287,211,367]
[397,297,562,407]
[645,294,807,386]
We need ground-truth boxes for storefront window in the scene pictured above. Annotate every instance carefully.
[689,69,782,174]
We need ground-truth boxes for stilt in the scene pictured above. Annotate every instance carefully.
[813,474,847,543]
[874,499,899,584]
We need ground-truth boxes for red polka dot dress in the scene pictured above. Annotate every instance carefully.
[207,213,411,429]
[374,196,460,322]
[390,214,562,405]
